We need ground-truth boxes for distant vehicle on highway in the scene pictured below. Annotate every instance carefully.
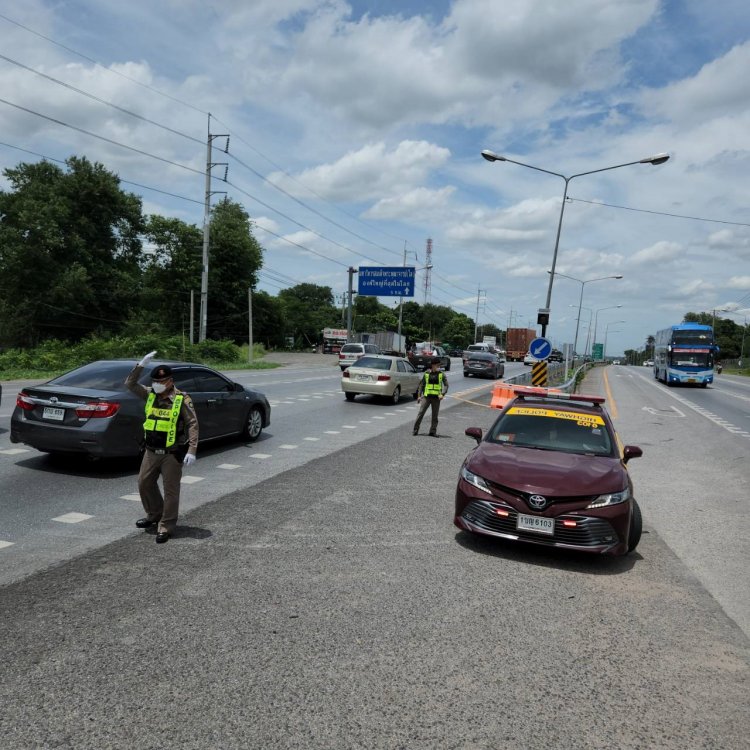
[447,348,464,357]
[408,343,451,371]
[341,355,420,404]
[10,360,271,458]
[654,323,716,387]
[643,359,654,367]
[463,350,505,379]
[455,387,643,556]
[523,352,536,366]
[338,342,381,371]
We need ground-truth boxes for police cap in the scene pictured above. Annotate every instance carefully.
[150,364,173,380]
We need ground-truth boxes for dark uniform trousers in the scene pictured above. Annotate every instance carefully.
[414,395,441,435]
[138,449,184,534]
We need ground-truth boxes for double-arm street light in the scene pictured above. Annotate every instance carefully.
[604,321,626,361]
[481,149,669,337]
[550,271,622,362]
[593,305,623,359]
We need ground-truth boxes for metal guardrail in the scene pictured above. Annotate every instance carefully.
[503,361,595,393]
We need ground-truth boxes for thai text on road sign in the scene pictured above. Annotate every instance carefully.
[358,267,416,297]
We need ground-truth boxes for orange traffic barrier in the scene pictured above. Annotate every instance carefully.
[490,383,566,410]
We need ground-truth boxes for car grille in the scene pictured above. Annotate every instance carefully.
[486,480,597,508]
[461,499,618,547]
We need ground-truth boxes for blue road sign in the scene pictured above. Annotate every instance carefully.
[358,266,416,297]
[529,337,552,360]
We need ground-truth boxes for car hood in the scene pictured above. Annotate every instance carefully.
[467,442,625,496]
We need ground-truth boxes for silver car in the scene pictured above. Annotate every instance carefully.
[341,355,421,404]
[338,342,380,371]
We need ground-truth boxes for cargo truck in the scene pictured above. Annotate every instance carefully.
[505,328,537,361]
[373,331,406,356]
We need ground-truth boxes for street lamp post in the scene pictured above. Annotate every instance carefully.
[604,321,625,361]
[592,305,623,359]
[481,150,668,337]
[550,271,622,363]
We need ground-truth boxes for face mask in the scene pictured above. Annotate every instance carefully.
[152,382,168,394]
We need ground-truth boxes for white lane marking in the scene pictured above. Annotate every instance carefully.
[359,420,372,424]
[384,412,397,415]
[395,409,408,413]
[217,463,241,469]
[279,444,298,449]
[0,448,30,455]
[181,476,204,484]
[312,396,323,399]
[324,430,340,434]
[0,540,15,549]
[371,416,385,420]
[297,398,310,402]
[341,425,357,429]
[53,512,93,524]
[121,494,141,502]
[281,401,295,405]
[639,376,750,440]
[303,437,320,441]
[250,453,272,459]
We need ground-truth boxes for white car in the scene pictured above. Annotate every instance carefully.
[523,352,537,366]
[643,359,654,367]
[341,355,421,404]
[338,342,380,371]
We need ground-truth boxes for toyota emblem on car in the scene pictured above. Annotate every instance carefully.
[528,494,547,510]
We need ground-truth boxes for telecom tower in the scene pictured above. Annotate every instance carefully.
[423,238,432,304]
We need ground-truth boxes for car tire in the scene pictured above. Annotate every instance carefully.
[345,392,356,401]
[390,385,401,404]
[627,500,643,553]
[243,406,264,441]
[463,371,469,377]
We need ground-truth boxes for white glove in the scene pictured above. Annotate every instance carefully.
[138,350,157,367]
[183,453,196,467]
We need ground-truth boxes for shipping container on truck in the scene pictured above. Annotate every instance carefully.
[505,328,537,361]
[373,331,406,355]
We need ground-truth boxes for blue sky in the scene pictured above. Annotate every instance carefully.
[1,0,749,355]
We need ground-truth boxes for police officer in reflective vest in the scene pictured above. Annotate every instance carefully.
[413,357,449,437]
[126,351,199,543]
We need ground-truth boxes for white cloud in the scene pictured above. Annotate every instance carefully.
[364,186,456,221]
[727,276,750,290]
[631,241,683,265]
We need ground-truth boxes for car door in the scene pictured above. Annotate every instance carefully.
[190,368,243,438]
[397,359,420,394]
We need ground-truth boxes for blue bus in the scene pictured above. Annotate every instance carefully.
[654,323,717,387]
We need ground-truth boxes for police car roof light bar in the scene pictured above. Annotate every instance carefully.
[513,386,606,404]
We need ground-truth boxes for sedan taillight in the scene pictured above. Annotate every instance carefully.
[75,402,120,419]
[342,371,350,378]
[16,392,35,411]
[377,374,391,382]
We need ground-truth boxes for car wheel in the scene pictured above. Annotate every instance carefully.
[390,385,401,404]
[243,406,264,441]
[463,371,469,377]
[345,392,356,401]
[627,500,643,553]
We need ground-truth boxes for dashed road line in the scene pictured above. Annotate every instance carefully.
[217,463,241,469]
[341,425,357,429]
[0,540,15,549]
[250,453,272,459]
[279,444,298,449]
[52,512,92,524]
[181,476,204,484]
[0,448,30,455]
[120,494,141,502]
[324,430,340,435]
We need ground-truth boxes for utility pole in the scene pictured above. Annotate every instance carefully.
[346,267,357,341]
[189,290,195,345]
[247,287,253,362]
[199,112,229,342]
[474,287,486,342]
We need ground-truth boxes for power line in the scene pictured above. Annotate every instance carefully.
[0,97,203,175]
[0,11,207,115]
[0,53,203,145]
[569,196,750,227]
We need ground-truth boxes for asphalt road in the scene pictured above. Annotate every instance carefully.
[0,361,748,749]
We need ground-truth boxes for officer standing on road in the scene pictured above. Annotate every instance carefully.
[413,357,449,437]
[126,351,199,544]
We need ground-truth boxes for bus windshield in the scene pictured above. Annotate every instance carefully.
[673,330,713,345]
[671,351,711,367]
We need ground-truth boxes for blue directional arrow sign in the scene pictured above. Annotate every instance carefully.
[529,337,552,361]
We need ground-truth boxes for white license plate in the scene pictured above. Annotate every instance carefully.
[355,374,371,382]
[516,513,554,536]
[42,407,66,421]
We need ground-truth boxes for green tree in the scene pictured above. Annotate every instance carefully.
[0,156,144,346]
[205,199,264,342]
[278,283,337,346]
[251,290,286,349]
[442,314,474,348]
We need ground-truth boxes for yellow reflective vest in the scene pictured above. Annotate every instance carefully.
[422,371,444,397]
[143,392,184,449]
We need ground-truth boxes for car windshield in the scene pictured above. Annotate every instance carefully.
[487,405,613,456]
[340,345,362,353]
[351,357,390,370]
[48,363,145,390]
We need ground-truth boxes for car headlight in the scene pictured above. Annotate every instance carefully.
[460,465,493,495]
[587,488,630,508]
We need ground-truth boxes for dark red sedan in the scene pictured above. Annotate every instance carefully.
[454,388,643,556]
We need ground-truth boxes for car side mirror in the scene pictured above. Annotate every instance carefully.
[465,427,482,445]
[622,445,643,464]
